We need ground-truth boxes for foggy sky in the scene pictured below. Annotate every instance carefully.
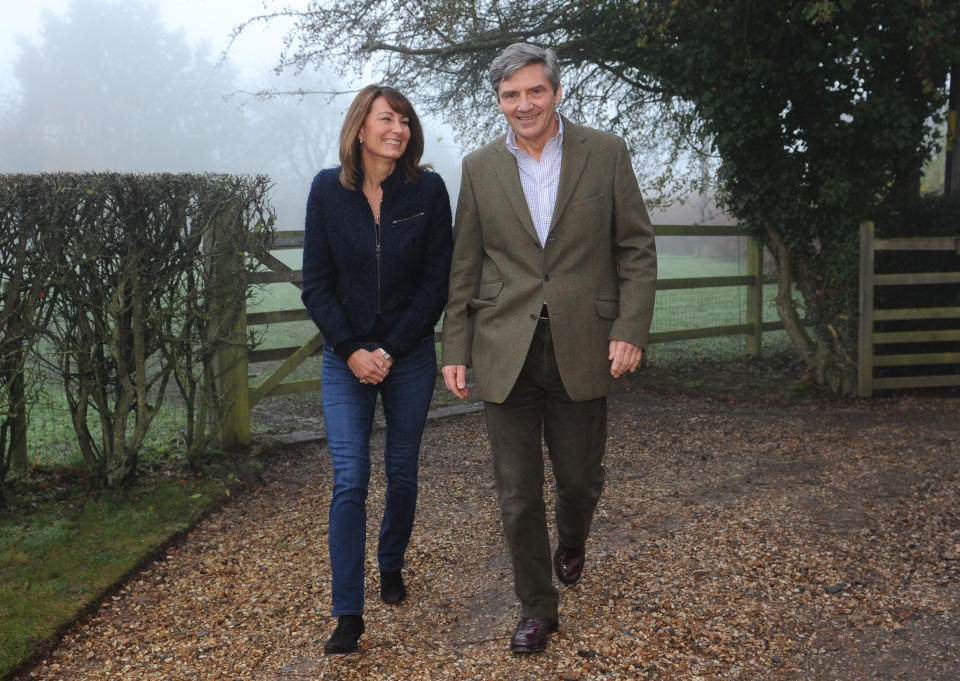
[0,0,705,226]
[0,0,465,229]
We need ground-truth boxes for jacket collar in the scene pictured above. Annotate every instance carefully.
[356,163,407,194]
[491,115,591,245]
[551,115,590,231]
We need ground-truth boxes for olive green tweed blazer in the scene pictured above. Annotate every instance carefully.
[441,117,657,403]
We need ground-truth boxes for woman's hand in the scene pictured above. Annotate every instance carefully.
[347,348,393,385]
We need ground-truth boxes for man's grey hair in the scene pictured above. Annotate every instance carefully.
[488,43,561,99]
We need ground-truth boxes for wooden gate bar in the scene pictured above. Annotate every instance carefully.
[249,331,325,407]
[858,220,960,398]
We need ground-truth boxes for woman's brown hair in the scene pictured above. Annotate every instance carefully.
[338,84,426,191]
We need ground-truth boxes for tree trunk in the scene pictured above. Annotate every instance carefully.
[8,370,28,473]
[765,225,859,395]
[765,225,814,364]
[810,329,857,394]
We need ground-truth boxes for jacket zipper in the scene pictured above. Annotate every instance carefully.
[392,211,424,225]
[375,215,383,315]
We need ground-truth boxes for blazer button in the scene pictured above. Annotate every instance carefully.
[530,313,537,319]
[544,274,550,281]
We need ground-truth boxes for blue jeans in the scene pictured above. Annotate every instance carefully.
[321,336,437,616]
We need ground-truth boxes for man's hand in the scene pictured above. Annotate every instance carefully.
[442,364,470,400]
[608,339,643,378]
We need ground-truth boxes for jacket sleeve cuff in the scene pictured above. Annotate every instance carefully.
[380,342,403,360]
[333,340,362,363]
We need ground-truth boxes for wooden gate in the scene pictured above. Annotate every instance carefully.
[857,221,960,397]
[246,230,324,407]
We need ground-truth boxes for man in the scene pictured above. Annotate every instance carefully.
[441,43,658,654]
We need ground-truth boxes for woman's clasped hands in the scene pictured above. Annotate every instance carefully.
[347,348,393,384]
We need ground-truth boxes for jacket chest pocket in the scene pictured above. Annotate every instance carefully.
[392,211,426,227]
[572,193,605,214]
[389,211,428,246]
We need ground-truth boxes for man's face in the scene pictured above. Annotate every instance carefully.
[496,63,562,151]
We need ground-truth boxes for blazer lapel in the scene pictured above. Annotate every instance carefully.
[491,143,541,246]
[550,117,590,232]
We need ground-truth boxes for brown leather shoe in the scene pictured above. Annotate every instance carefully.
[554,543,585,585]
[509,617,559,653]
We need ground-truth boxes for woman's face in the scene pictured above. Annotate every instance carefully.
[359,96,411,166]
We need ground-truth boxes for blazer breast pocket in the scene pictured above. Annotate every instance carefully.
[467,280,503,314]
[572,193,606,214]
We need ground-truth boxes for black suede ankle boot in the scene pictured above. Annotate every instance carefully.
[380,570,407,604]
[323,615,364,654]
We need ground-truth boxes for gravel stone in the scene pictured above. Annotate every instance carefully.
[16,385,959,681]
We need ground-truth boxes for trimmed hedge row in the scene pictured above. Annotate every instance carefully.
[0,173,275,493]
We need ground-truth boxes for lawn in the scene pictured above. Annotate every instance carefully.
[0,453,263,678]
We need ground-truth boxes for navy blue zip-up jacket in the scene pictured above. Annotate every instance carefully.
[301,165,453,360]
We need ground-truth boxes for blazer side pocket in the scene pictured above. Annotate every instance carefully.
[595,298,619,319]
[467,280,504,313]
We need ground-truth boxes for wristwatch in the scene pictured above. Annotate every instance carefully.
[379,348,393,362]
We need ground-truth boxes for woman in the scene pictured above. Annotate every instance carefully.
[301,85,453,654]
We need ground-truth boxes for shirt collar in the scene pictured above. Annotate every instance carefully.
[505,113,564,156]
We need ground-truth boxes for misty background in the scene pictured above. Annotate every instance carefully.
[0,0,725,233]
[0,0,468,231]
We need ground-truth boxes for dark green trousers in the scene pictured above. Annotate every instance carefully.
[483,318,607,620]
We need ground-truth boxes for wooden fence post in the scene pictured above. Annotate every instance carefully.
[857,221,876,398]
[946,64,958,196]
[215,308,250,448]
[746,236,763,356]
[209,205,250,449]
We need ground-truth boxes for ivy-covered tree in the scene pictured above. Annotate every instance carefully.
[245,0,960,392]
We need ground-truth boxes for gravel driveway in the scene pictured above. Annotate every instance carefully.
[18,384,959,680]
